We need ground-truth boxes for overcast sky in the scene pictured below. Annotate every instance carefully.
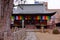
[14,0,60,9]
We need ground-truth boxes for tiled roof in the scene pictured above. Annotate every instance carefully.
[13,4,56,15]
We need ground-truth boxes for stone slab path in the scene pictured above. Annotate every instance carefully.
[24,32,38,40]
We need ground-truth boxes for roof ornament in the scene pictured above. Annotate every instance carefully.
[14,0,26,10]
[18,4,24,10]
[20,0,26,10]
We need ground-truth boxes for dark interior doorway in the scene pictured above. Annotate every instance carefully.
[56,23,60,27]
[36,26,41,29]
[44,26,47,29]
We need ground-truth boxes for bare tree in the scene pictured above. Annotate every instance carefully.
[0,0,13,31]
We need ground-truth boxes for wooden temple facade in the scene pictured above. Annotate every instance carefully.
[11,4,56,29]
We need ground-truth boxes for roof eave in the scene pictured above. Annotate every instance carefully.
[13,12,56,16]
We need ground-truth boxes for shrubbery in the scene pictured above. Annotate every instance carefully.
[53,29,60,34]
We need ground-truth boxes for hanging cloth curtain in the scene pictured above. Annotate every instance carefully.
[36,16,41,20]
[18,16,22,20]
[11,16,15,21]
[47,16,51,20]
[42,16,51,20]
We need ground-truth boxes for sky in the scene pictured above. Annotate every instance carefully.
[48,0,60,9]
[14,0,60,9]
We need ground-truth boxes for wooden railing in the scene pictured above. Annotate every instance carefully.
[3,29,26,40]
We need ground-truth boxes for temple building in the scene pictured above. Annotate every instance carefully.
[11,3,56,29]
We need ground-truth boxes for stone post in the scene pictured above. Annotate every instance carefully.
[22,20,24,28]
[41,26,44,32]
[41,24,44,32]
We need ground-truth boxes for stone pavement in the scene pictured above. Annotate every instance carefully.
[24,32,38,40]
[24,29,60,40]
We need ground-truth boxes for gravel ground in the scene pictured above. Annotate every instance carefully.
[35,32,60,40]
[25,29,60,40]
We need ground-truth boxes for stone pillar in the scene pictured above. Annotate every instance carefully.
[22,20,24,28]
